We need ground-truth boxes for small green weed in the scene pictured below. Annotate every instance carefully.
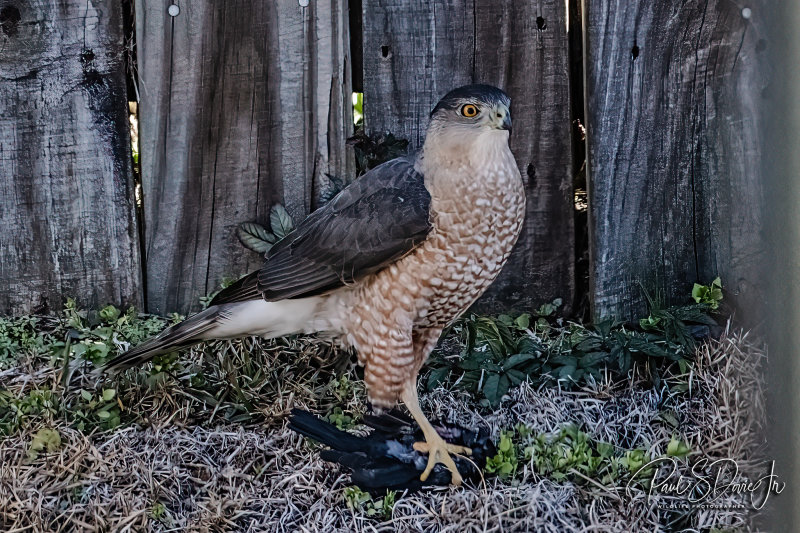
[326,406,357,430]
[0,315,44,369]
[71,388,121,431]
[692,277,723,310]
[343,487,396,519]
[485,430,518,478]
[348,129,409,176]
[0,389,59,435]
[27,427,61,460]
[486,423,687,487]
[426,280,722,406]
[149,501,175,526]
[322,374,365,428]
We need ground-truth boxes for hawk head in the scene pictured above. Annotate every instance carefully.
[429,84,512,134]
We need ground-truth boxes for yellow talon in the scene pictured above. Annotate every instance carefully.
[413,437,471,485]
[402,383,472,486]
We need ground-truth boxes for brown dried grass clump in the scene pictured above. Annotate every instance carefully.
[0,325,766,532]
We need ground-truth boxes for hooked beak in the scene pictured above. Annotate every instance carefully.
[494,108,512,134]
[501,113,512,133]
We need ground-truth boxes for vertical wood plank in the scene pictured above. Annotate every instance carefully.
[362,0,474,148]
[137,0,352,314]
[0,0,142,315]
[473,0,575,313]
[584,1,767,320]
[362,0,575,313]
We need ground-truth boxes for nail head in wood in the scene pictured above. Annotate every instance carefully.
[168,4,180,17]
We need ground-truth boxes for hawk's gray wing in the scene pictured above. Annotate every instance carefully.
[210,157,431,305]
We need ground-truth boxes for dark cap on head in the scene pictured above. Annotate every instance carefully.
[430,84,511,117]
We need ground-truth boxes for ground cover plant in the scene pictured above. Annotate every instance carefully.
[0,280,766,531]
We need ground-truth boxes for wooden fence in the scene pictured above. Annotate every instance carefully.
[0,0,766,322]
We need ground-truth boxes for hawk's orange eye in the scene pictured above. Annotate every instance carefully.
[460,104,479,117]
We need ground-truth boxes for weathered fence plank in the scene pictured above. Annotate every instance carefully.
[0,0,142,315]
[137,0,352,314]
[584,1,767,320]
[362,0,575,313]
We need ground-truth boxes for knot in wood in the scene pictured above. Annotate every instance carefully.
[0,5,21,37]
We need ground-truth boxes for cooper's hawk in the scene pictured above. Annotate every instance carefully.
[103,84,525,485]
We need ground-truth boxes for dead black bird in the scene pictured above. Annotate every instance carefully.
[288,408,496,493]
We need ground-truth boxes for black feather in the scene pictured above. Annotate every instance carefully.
[209,271,260,306]
[288,408,496,494]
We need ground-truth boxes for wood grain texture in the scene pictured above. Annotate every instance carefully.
[584,0,767,320]
[137,0,353,314]
[362,0,575,313]
[0,0,142,315]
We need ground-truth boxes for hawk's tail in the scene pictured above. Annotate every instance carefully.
[99,296,331,375]
[101,306,227,373]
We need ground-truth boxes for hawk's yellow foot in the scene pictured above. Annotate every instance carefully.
[402,383,472,486]
[413,432,472,485]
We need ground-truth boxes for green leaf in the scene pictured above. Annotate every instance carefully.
[515,314,530,329]
[672,305,718,326]
[593,318,616,338]
[515,336,542,354]
[426,366,450,390]
[659,410,680,429]
[639,315,661,330]
[506,368,528,386]
[502,353,537,370]
[536,302,556,317]
[549,355,578,367]
[102,389,116,402]
[556,364,578,381]
[497,314,513,326]
[667,437,691,458]
[618,347,632,374]
[458,352,488,370]
[579,351,610,368]
[575,337,603,352]
[482,373,510,406]
[99,305,121,322]
[269,204,295,239]
[692,277,723,309]
[80,389,92,402]
[627,336,673,358]
[28,428,61,459]
[237,222,275,254]
[596,441,614,458]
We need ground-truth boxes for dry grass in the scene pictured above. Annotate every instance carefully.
[0,323,766,532]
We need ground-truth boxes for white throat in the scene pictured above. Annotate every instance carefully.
[416,125,517,203]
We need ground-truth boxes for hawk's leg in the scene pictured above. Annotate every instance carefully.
[401,383,472,486]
